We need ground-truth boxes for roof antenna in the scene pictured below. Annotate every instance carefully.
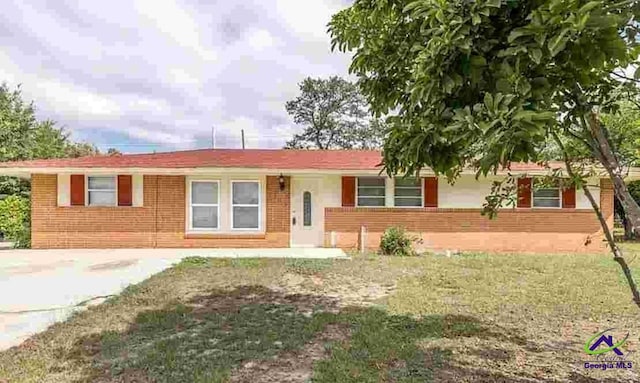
[241,129,245,149]
[211,126,215,149]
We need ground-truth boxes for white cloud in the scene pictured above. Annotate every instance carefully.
[125,96,172,116]
[217,117,261,148]
[133,0,217,61]
[34,79,122,119]
[0,0,354,152]
[125,126,194,146]
[275,0,343,41]
[246,28,276,51]
[0,52,121,120]
[168,68,201,86]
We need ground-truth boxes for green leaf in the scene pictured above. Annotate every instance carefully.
[496,78,511,93]
[548,30,569,57]
[484,93,494,110]
[486,0,502,8]
[402,1,423,13]
[634,67,640,80]
[529,48,542,64]
[470,55,487,66]
[517,79,532,95]
[578,1,600,14]
[508,29,531,43]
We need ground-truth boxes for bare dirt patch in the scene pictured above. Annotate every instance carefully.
[230,324,350,383]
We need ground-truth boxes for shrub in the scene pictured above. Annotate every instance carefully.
[379,226,418,256]
[0,195,30,248]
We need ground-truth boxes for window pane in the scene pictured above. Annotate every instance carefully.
[395,188,421,197]
[395,197,422,207]
[88,176,115,190]
[233,182,259,204]
[357,187,385,197]
[357,177,385,187]
[192,182,218,204]
[533,198,560,208]
[303,191,312,227]
[88,191,115,206]
[395,178,420,187]
[533,188,560,198]
[358,197,385,207]
[233,206,259,229]
[192,206,218,229]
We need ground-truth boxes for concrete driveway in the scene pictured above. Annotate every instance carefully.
[0,247,346,350]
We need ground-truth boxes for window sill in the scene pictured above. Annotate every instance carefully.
[185,232,266,240]
[61,205,141,208]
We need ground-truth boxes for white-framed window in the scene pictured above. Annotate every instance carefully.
[189,180,220,230]
[87,176,116,206]
[394,177,422,207]
[356,177,385,207]
[532,179,561,208]
[231,181,261,230]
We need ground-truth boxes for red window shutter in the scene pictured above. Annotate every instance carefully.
[562,183,576,208]
[517,177,532,208]
[117,175,133,206]
[423,177,438,207]
[341,176,356,207]
[70,174,85,206]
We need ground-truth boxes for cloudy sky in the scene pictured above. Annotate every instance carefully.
[0,0,352,153]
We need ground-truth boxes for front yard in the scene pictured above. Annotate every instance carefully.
[2,244,640,382]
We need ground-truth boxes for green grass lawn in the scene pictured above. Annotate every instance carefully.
[2,244,640,382]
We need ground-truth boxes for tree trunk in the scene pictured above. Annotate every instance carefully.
[553,132,640,309]
[580,181,640,309]
[587,112,640,235]
[624,215,636,240]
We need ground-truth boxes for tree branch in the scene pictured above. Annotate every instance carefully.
[552,131,640,308]
[611,71,640,83]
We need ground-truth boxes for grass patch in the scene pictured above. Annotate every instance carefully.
[230,258,265,269]
[178,256,211,267]
[312,309,486,383]
[97,295,325,382]
[77,292,500,383]
[285,258,333,275]
[2,250,640,382]
[175,257,267,270]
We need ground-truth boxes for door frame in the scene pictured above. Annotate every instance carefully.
[289,176,324,247]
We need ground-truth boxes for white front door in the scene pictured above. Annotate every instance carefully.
[290,177,324,247]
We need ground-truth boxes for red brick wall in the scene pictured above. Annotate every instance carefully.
[324,179,615,254]
[31,173,615,253]
[31,174,290,249]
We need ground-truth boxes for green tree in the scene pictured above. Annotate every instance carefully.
[0,195,30,248]
[0,83,100,196]
[0,83,103,248]
[284,76,385,150]
[65,141,101,158]
[330,0,640,307]
[601,103,640,239]
[542,102,640,238]
[106,147,122,156]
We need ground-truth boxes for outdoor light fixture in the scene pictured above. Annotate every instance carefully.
[278,174,286,191]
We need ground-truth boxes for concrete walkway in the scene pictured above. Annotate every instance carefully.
[0,248,347,350]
